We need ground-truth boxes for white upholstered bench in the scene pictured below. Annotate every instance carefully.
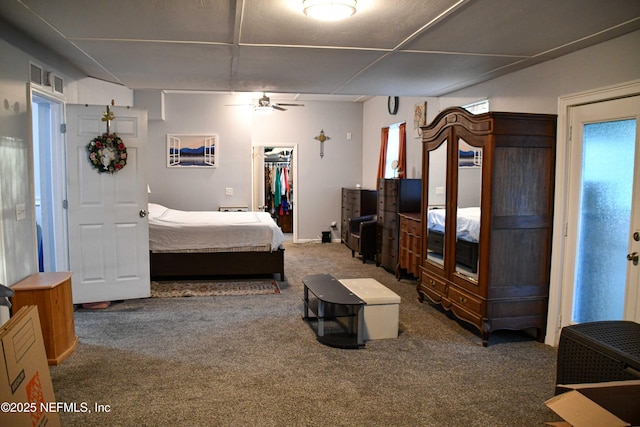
[338,278,401,340]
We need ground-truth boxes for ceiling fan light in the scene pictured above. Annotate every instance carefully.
[303,0,357,21]
[254,105,274,114]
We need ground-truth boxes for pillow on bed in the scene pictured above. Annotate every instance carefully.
[148,203,168,219]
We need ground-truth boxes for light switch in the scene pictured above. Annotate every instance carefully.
[16,203,26,220]
[435,186,445,195]
[225,187,233,196]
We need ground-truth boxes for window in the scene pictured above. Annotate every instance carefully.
[463,99,489,114]
[378,122,406,180]
[384,123,401,178]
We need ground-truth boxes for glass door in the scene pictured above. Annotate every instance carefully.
[564,95,640,323]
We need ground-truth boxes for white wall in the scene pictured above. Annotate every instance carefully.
[140,92,253,210]
[138,91,364,241]
[0,22,133,286]
[438,30,640,114]
[361,96,439,189]
[362,32,640,181]
[252,99,363,241]
[76,78,133,107]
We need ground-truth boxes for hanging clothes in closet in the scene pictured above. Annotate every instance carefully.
[264,147,293,233]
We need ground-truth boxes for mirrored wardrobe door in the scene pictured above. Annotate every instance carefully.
[455,137,482,280]
[426,140,448,268]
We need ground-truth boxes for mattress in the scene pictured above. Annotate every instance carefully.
[148,203,286,252]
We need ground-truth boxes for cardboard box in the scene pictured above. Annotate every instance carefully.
[0,306,61,427]
[545,380,640,427]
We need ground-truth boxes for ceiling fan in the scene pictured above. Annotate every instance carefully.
[226,93,304,112]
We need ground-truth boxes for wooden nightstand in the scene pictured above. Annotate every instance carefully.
[11,272,78,365]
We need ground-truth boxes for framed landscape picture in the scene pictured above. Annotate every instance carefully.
[166,134,218,168]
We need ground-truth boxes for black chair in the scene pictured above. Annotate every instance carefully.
[347,214,377,263]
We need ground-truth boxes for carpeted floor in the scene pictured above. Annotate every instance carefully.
[150,279,280,297]
[50,241,562,426]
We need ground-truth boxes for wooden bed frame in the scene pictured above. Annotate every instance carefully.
[427,229,478,273]
[149,248,285,281]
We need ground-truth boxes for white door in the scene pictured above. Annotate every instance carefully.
[251,145,265,211]
[66,105,150,304]
[562,95,640,325]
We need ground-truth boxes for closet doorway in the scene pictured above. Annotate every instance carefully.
[252,144,298,242]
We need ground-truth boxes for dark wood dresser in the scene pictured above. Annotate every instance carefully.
[376,179,421,272]
[341,187,377,244]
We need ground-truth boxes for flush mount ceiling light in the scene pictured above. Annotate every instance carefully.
[303,0,357,21]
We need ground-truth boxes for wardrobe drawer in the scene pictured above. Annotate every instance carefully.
[401,219,420,235]
[421,272,447,296]
[448,286,482,314]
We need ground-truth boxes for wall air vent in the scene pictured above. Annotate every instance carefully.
[46,72,64,94]
[30,63,43,85]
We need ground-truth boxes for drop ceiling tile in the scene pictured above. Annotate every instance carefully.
[240,0,463,49]
[20,0,236,42]
[234,45,386,93]
[338,51,525,96]
[405,0,640,56]
[73,40,234,90]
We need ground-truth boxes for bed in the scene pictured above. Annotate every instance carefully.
[148,203,286,280]
[426,207,480,273]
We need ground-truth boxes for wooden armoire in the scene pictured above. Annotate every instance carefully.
[417,107,557,346]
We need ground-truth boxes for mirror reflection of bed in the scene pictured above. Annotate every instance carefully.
[426,138,482,280]
[427,207,480,277]
[455,138,482,280]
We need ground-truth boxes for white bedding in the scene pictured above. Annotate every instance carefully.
[427,207,480,242]
[148,203,286,252]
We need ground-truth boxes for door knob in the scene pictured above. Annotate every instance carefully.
[139,209,148,218]
[628,252,639,266]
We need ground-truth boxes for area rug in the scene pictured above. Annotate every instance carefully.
[150,280,281,298]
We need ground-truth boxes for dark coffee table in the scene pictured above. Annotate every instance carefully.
[302,274,365,348]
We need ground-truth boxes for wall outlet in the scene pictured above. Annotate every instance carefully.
[225,187,233,196]
[16,203,26,221]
